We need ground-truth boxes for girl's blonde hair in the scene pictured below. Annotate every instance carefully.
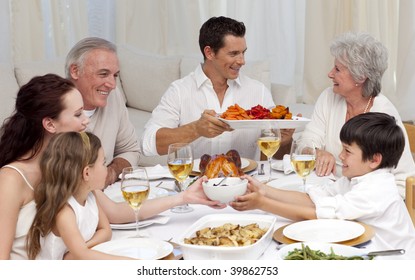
[26,131,101,259]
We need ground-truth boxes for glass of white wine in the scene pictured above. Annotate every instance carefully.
[167,143,194,213]
[121,166,150,237]
[257,125,281,182]
[290,139,316,192]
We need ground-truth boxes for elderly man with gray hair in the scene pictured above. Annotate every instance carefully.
[66,37,140,186]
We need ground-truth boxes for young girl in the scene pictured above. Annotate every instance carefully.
[27,132,131,260]
[0,74,89,260]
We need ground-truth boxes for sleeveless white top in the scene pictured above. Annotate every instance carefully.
[2,165,36,260]
[37,193,99,260]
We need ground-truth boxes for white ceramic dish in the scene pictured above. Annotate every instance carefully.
[92,238,173,260]
[271,160,284,171]
[177,214,276,260]
[202,177,248,203]
[219,116,310,130]
[117,165,173,180]
[193,157,250,173]
[283,219,365,243]
[277,242,369,260]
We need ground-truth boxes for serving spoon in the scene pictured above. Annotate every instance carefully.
[213,173,233,186]
[361,249,405,258]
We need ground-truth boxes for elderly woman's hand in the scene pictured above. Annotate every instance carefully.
[315,149,336,176]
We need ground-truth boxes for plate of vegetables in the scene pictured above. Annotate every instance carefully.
[277,242,372,260]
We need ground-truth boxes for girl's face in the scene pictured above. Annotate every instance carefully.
[338,142,373,179]
[53,89,89,133]
[88,147,107,191]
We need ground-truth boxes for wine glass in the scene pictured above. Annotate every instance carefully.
[120,166,150,237]
[257,125,282,182]
[290,139,316,192]
[167,143,194,213]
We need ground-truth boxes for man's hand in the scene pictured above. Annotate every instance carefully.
[193,109,232,138]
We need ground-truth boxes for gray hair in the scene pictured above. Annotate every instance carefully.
[330,32,388,98]
[65,37,117,79]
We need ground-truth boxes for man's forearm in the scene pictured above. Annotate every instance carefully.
[155,123,199,155]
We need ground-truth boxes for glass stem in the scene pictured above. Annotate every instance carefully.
[302,177,306,192]
[268,157,272,182]
[134,208,140,237]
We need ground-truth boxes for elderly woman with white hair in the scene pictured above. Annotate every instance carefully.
[300,32,415,198]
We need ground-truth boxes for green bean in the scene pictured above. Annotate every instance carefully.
[284,244,372,260]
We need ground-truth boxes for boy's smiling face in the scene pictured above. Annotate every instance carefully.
[339,142,376,179]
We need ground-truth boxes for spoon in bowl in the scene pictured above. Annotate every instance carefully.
[213,173,232,186]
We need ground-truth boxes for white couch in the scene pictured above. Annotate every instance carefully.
[0,45,314,166]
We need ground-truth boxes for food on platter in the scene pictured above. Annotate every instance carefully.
[284,243,371,260]
[220,104,292,120]
[184,223,268,247]
[199,149,244,178]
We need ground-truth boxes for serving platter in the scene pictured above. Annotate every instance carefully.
[219,116,310,130]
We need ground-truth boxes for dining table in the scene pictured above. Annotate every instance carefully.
[103,160,372,260]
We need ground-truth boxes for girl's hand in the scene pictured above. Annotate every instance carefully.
[183,176,226,209]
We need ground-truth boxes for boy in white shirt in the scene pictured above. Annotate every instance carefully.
[231,112,415,259]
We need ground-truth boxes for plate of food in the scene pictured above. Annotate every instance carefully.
[219,116,310,130]
[277,242,371,260]
[92,238,173,260]
[193,157,250,173]
[282,219,365,243]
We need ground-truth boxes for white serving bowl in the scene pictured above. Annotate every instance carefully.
[177,213,276,260]
[202,177,248,203]
[277,242,370,260]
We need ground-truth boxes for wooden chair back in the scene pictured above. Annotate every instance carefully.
[406,176,415,225]
[404,122,415,153]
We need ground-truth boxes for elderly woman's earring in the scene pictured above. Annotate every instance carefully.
[355,83,359,86]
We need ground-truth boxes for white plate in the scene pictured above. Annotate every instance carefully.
[117,165,173,180]
[92,238,173,260]
[219,116,310,130]
[110,215,170,230]
[192,157,250,173]
[283,219,365,243]
[266,173,334,192]
[277,242,369,260]
[104,182,169,203]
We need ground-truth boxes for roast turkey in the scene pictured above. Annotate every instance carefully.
[199,150,244,178]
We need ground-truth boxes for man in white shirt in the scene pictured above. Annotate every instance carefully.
[141,16,289,160]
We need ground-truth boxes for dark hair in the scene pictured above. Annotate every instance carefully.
[340,112,404,169]
[199,16,246,59]
[0,74,76,167]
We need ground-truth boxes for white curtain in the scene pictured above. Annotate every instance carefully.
[2,0,415,121]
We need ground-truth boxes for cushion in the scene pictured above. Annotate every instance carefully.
[14,59,66,86]
[0,63,19,124]
[117,45,181,112]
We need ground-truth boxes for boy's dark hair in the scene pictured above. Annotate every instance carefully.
[199,16,245,59]
[340,112,404,169]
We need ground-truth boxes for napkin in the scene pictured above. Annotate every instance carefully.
[145,164,173,179]
[282,154,294,174]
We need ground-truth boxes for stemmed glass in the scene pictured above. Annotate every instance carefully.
[257,124,281,182]
[290,139,316,192]
[121,166,150,237]
[167,143,194,213]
